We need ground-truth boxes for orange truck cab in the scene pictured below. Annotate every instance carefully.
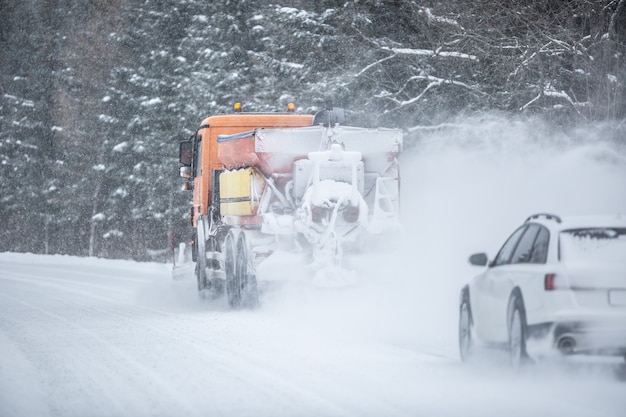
[179,111,314,227]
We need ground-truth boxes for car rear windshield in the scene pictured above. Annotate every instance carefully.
[560,228,626,262]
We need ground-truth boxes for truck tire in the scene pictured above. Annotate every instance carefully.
[196,217,209,295]
[224,229,259,309]
[224,229,239,308]
[236,232,259,309]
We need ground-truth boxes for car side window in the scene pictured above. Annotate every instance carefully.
[529,226,549,264]
[493,226,527,267]
[511,224,540,264]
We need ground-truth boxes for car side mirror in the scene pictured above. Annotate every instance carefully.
[468,253,489,266]
[179,140,192,166]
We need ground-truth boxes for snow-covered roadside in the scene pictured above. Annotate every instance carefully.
[0,329,51,417]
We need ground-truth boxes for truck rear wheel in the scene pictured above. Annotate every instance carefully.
[224,230,238,307]
[224,230,258,309]
[196,263,208,293]
[236,232,259,308]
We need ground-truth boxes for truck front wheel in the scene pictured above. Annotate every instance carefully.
[195,222,209,295]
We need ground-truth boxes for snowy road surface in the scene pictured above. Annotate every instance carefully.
[2,118,626,416]
[1,253,624,417]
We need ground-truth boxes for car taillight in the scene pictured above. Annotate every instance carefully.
[545,273,568,290]
[544,273,556,290]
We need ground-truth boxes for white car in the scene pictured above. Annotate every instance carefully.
[459,213,626,367]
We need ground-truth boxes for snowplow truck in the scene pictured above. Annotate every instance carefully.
[178,105,402,307]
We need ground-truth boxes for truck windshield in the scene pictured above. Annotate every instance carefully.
[560,228,626,263]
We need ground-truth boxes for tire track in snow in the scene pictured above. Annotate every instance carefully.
[0,291,206,417]
[1,269,417,417]
[58,296,415,417]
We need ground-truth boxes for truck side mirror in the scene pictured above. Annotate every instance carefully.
[179,140,192,166]
[179,166,192,179]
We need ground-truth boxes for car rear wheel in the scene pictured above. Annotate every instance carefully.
[459,292,473,362]
[508,295,528,368]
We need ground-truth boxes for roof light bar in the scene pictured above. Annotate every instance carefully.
[526,213,562,223]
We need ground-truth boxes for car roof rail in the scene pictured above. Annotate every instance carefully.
[525,213,562,223]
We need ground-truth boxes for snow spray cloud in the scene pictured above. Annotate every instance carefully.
[401,115,626,254]
[263,114,626,359]
[391,114,626,350]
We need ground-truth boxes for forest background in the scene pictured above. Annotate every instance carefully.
[1,0,625,260]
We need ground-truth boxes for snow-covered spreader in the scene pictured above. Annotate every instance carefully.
[178,105,402,307]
